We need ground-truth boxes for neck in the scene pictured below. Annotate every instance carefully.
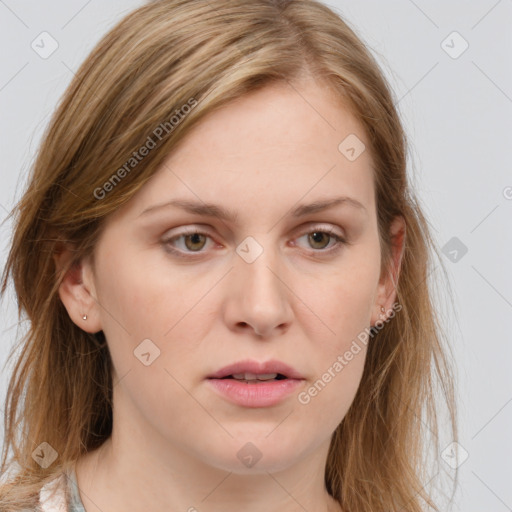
[75,426,342,512]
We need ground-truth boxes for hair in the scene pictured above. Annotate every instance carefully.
[0,0,458,510]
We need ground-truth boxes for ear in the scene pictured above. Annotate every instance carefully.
[370,215,406,326]
[53,244,102,334]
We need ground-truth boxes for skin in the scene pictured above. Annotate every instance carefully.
[55,77,405,512]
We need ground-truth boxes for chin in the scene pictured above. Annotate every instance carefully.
[210,451,301,475]
[200,433,307,475]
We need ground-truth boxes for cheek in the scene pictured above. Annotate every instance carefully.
[93,245,215,373]
[298,244,379,409]
[94,243,188,331]
[310,261,379,348]
[295,318,369,440]
[298,288,371,427]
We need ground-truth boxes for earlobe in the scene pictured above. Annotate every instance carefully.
[53,248,102,334]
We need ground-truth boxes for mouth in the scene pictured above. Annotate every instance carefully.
[205,360,305,408]
[217,372,289,383]
[206,359,304,381]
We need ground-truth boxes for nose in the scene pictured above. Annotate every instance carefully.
[223,245,293,338]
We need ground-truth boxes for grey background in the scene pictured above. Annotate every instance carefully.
[1,1,511,510]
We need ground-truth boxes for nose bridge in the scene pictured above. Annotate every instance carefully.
[237,236,284,305]
[229,235,292,336]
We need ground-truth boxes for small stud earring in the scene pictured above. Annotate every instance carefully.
[82,314,88,320]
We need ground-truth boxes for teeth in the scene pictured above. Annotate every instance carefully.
[232,372,278,381]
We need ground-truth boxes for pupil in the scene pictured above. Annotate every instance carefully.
[186,233,205,251]
[310,231,328,249]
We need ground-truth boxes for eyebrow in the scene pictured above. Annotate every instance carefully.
[138,195,367,222]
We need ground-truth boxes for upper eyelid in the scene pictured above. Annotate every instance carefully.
[163,222,345,239]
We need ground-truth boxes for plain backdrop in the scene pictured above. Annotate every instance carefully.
[0,1,511,510]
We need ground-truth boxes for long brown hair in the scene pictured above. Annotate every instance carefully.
[0,0,458,510]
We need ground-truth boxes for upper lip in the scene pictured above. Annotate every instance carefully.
[207,359,304,380]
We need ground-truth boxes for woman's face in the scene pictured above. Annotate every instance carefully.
[66,78,402,473]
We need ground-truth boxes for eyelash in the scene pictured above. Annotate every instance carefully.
[162,225,348,259]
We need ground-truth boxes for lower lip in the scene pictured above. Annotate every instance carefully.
[206,378,304,408]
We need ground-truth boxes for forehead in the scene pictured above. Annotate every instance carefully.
[118,79,375,224]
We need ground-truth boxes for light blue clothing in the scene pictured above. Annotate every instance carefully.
[67,466,86,512]
[38,465,86,511]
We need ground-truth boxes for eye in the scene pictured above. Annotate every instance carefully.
[294,226,347,254]
[162,228,214,257]
[162,225,347,258]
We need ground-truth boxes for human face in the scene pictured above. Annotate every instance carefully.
[76,78,392,474]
